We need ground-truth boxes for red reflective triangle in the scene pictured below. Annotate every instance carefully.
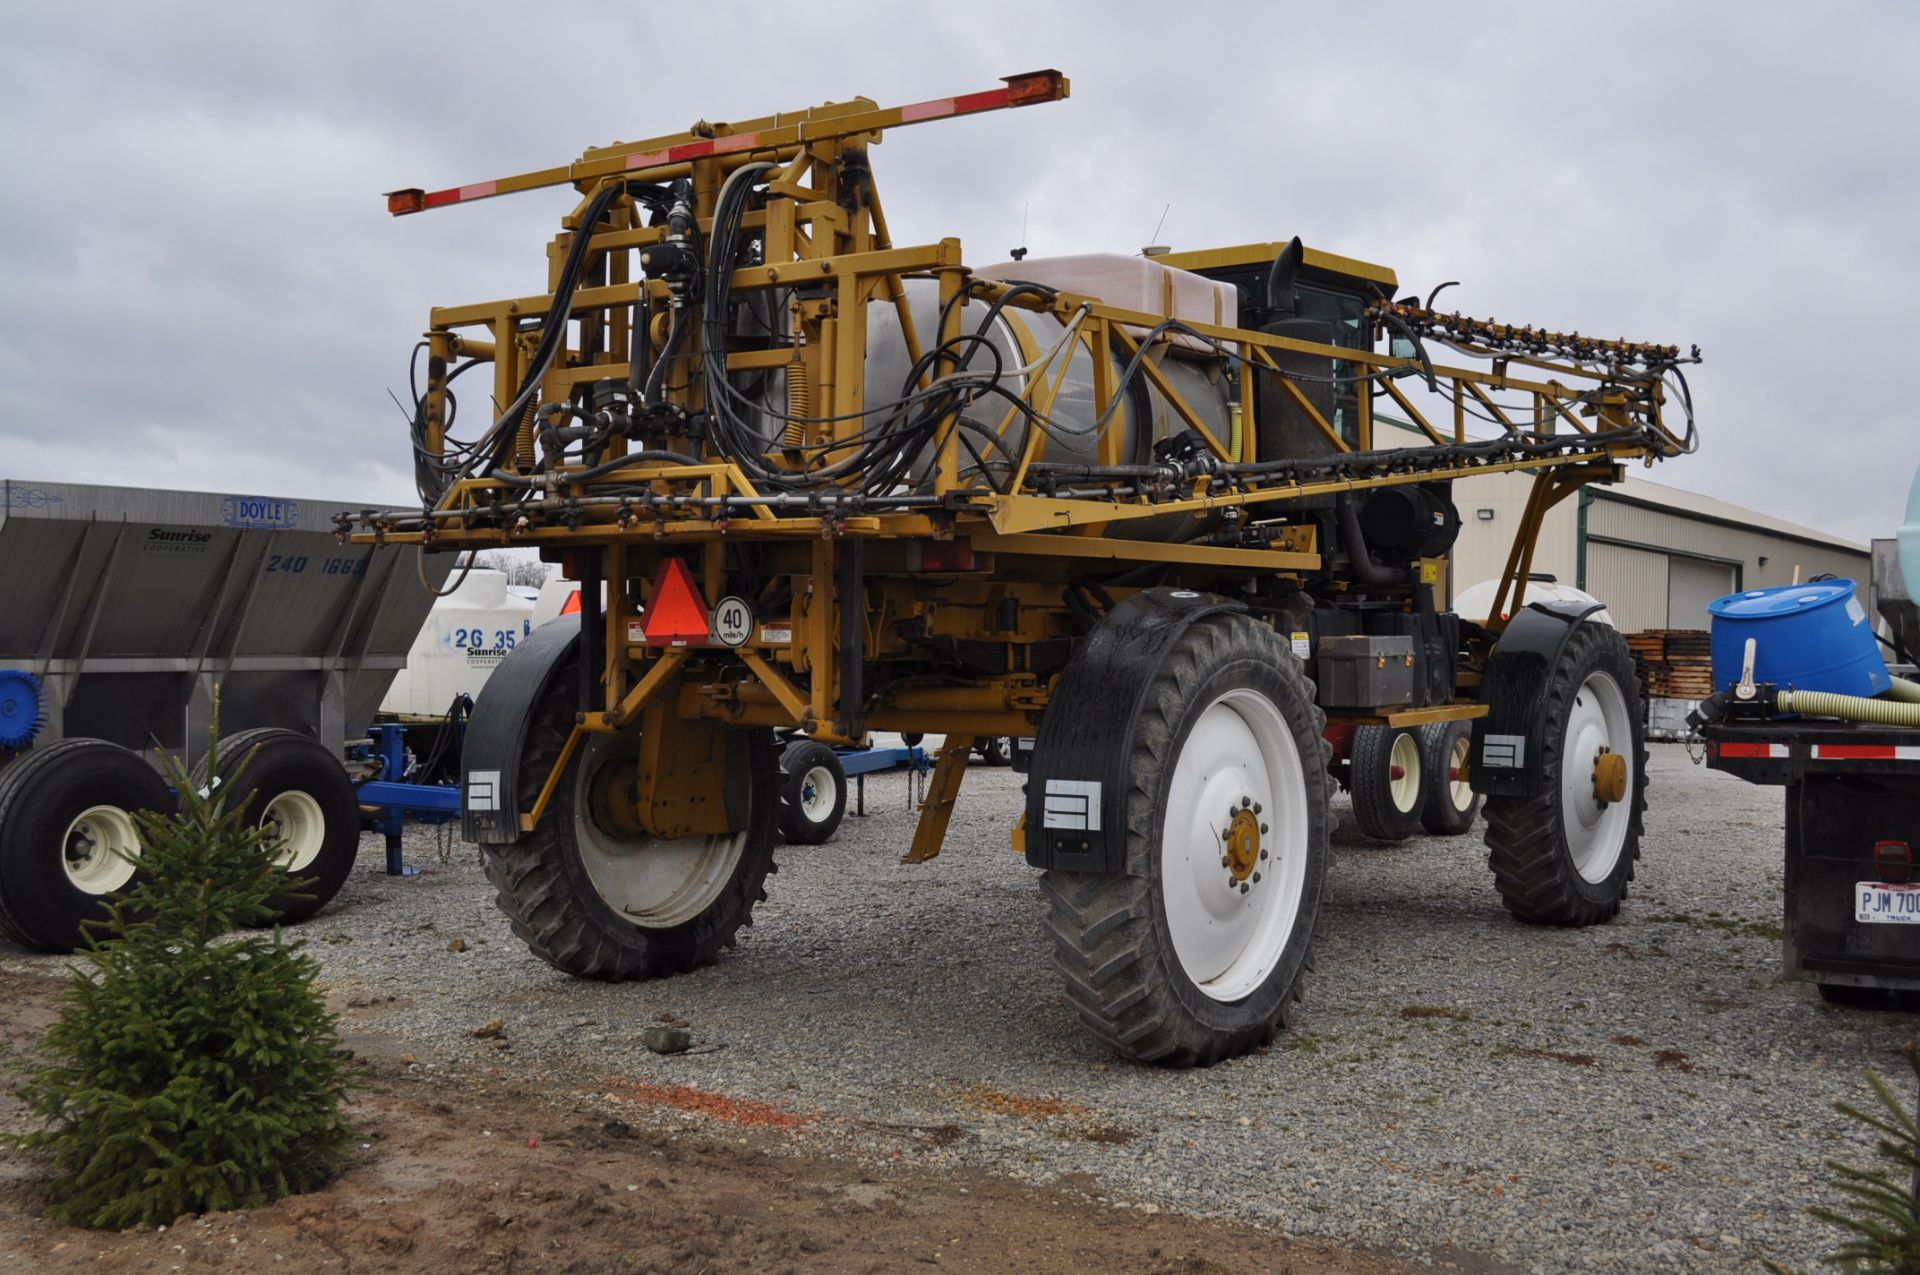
[559,589,581,615]
[642,558,711,646]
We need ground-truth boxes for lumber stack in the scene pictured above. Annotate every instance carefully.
[1625,629,1716,700]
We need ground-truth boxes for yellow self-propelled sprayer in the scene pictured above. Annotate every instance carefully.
[353,72,1700,1066]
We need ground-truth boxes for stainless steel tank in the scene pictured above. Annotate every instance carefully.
[748,257,1240,537]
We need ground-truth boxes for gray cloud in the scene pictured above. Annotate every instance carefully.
[3,2,1914,544]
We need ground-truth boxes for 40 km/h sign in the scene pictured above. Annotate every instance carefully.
[710,596,754,648]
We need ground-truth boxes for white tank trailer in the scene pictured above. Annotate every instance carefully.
[0,478,449,952]
[381,567,535,719]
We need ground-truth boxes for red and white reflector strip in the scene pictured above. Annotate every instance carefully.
[1712,741,1789,760]
[1813,744,1920,762]
[388,71,1068,215]
[621,131,766,171]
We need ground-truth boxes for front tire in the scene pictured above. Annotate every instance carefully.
[1043,613,1328,1067]
[0,739,173,951]
[1350,725,1423,841]
[778,742,846,845]
[484,675,777,980]
[1484,621,1648,925]
[195,728,361,924]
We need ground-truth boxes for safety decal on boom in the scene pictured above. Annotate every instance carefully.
[1042,779,1102,831]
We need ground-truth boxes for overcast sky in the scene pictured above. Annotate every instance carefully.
[4,3,1915,546]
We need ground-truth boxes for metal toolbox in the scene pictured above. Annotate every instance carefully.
[1315,635,1416,710]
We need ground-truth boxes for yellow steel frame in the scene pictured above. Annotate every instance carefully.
[360,73,1695,844]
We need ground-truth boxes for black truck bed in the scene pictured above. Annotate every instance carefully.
[1704,720,1920,995]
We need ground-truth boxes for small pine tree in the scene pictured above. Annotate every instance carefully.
[1770,1042,1920,1274]
[13,728,354,1229]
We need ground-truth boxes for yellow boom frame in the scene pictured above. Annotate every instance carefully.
[356,73,1695,845]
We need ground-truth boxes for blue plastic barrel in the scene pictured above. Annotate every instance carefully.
[1707,580,1890,697]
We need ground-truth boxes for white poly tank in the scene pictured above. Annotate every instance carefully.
[381,569,536,718]
[1453,576,1614,628]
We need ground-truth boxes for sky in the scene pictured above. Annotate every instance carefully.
[3,2,1915,546]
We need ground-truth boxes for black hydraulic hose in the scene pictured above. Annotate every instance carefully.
[475,181,634,475]
[491,450,701,486]
[645,303,688,404]
[1336,491,1413,587]
[1025,425,1649,486]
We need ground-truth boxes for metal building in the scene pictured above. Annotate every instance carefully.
[1446,462,1869,632]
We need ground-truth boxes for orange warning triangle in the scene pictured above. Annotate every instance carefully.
[642,558,711,646]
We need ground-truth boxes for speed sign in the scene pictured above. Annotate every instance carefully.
[710,595,754,648]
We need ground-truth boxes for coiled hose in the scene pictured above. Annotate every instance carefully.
[1777,680,1920,726]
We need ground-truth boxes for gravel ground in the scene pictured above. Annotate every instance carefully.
[4,744,1907,1271]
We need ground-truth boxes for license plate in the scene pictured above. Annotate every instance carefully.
[1856,882,1920,924]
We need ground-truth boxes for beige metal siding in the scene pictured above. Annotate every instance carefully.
[1587,494,1870,600]
[1668,557,1739,630]
[1585,541,1669,632]
[1448,472,1579,605]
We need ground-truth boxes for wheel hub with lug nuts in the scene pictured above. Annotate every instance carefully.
[1218,797,1269,893]
[1592,748,1627,805]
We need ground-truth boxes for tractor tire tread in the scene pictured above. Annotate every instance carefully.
[1483,621,1650,926]
[482,676,776,981]
[1041,612,1327,1068]
[1350,725,1421,842]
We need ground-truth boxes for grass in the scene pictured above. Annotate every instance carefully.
[1646,910,1784,942]
[1398,1005,1472,1023]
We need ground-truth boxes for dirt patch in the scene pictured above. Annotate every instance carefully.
[1610,1034,1647,1048]
[956,1084,1091,1120]
[613,1079,817,1130]
[1504,1045,1597,1068]
[1653,1049,1696,1073]
[0,971,1433,1274]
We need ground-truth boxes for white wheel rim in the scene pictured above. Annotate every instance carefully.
[1560,671,1633,883]
[1161,689,1309,1003]
[63,804,140,894]
[1388,731,1421,813]
[798,764,836,823]
[1448,734,1474,813]
[574,734,749,928]
[261,790,327,872]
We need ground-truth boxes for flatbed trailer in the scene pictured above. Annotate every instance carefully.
[1704,720,1920,1002]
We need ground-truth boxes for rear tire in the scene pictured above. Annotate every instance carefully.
[975,737,1010,766]
[0,739,173,951]
[483,674,777,979]
[778,742,846,845]
[1484,621,1648,925]
[194,728,361,925]
[1042,612,1328,1067]
[1418,719,1482,836]
[1817,982,1900,1008]
[1350,725,1422,841]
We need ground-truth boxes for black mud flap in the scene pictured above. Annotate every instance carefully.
[1024,589,1246,874]
[1470,600,1606,799]
[461,622,581,843]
